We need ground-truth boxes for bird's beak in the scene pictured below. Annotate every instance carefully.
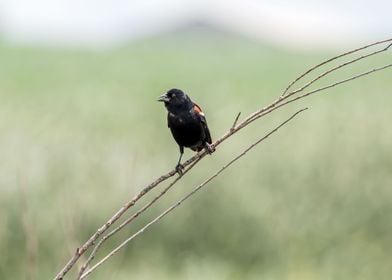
[157,93,170,102]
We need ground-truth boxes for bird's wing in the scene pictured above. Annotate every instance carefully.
[193,103,212,144]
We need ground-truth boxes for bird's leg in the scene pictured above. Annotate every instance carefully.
[176,146,184,175]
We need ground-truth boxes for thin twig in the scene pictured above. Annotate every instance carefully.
[281,38,392,96]
[244,63,392,125]
[285,43,392,98]
[231,112,241,131]
[80,108,308,279]
[245,39,392,126]
[283,63,392,106]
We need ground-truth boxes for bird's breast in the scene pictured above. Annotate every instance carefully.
[168,113,205,148]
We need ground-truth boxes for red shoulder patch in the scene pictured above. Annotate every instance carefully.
[194,104,205,116]
[194,105,202,113]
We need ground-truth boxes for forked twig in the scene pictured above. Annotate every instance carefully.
[231,112,241,131]
[281,38,392,96]
[243,63,392,126]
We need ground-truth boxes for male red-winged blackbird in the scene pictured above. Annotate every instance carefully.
[158,88,214,174]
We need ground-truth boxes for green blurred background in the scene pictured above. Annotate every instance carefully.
[1,30,392,279]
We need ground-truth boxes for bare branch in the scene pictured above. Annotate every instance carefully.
[54,170,177,279]
[241,63,392,127]
[75,158,202,279]
[80,108,308,279]
[234,44,391,131]
[286,43,392,98]
[278,63,392,110]
[281,38,392,96]
[54,38,392,280]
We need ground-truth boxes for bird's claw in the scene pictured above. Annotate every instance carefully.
[175,163,184,175]
[205,143,215,154]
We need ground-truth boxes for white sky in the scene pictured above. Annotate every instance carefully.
[0,0,391,49]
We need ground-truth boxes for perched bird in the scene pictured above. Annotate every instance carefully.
[158,88,214,173]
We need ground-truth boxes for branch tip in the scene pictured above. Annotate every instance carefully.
[231,112,241,131]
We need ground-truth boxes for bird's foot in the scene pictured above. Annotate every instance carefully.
[205,143,215,154]
[175,163,184,175]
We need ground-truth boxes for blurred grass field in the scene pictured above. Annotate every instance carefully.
[0,31,391,279]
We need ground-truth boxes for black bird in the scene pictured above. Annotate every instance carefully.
[158,88,213,173]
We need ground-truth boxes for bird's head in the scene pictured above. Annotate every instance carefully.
[158,88,192,113]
